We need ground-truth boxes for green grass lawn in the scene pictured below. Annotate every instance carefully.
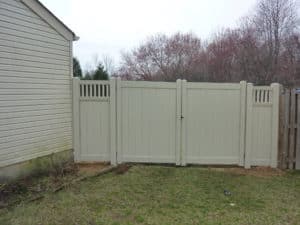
[1,165,300,225]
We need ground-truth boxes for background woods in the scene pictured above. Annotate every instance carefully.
[115,0,300,85]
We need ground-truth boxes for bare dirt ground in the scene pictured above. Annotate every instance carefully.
[209,166,286,177]
[77,162,110,176]
[0,162,111,209]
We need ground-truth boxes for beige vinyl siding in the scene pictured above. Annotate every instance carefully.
[0,0,72,167]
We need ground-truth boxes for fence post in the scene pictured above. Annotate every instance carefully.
[271,83,280,168]
[296,92,300,170]
[244,83,253,169]
[181,79,187,166]
[239,81,247,167]
[289,89,296,169]
[110,78,117,165]
[283,90,290,169]
[175,79,182,166]
[116,77,122,164]
[279,89,289,169]
[72,78,80,162]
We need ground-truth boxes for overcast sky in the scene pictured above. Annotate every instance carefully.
[40,0,258,70]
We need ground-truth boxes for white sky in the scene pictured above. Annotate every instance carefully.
[40,0,258,70]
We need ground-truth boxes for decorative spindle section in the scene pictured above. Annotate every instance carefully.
[79,81,110,101]
[253,87,273,105]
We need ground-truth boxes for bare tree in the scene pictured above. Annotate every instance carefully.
[253,0,299,78]
[279,33,300,85]
[205,29,240,82]
[118,32,206,81]
[102,54,116,76]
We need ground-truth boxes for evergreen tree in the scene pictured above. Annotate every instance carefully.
[82,72,93,80]
[73,57,82,78]
[93,63,109,80]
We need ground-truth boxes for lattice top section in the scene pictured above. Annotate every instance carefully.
[253,87,273,105]
[79,81,110,100]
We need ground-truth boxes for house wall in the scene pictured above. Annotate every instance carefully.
[0,0,73,170]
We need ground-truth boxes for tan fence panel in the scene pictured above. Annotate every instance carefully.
[73,79,114,163]
[116,80,181,165]
[245,84,280,168]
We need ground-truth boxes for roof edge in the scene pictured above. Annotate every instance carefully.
[21,0,79,41]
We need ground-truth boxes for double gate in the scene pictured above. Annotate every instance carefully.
[73,79,280,168]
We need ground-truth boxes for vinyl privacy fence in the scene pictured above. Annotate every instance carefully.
[73,79,280,168]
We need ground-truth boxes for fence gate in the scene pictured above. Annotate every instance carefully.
[116,81,181,165]
[73,78,280,168]
[181,82,246,166]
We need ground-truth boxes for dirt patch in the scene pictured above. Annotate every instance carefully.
[77,163,110,176]
[0,163,112,208]
[114,164,132,175]
[0,163,79,207]
[209,166,286,177]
